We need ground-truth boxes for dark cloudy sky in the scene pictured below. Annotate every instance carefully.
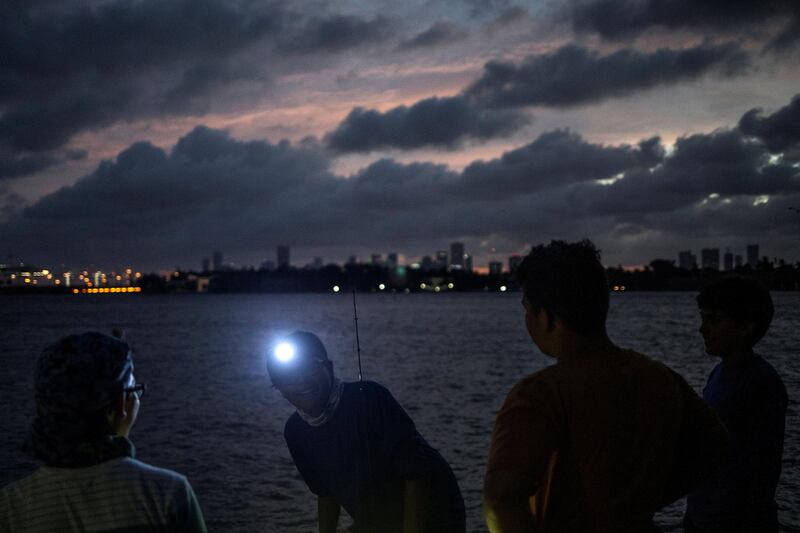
[2,0,799,271]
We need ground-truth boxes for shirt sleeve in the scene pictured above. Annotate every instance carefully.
[174,480,208,533]
[485,375,562,496]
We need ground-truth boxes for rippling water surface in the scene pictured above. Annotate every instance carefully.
[2,292,798,532]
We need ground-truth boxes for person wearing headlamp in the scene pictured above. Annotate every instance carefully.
[267,331,465,533]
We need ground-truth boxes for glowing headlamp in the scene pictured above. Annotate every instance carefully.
[273,342,296,363]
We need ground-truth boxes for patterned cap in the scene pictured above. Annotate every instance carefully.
[23,332,134,466]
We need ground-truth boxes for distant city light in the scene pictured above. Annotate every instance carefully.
[332,285,340,293]
[378,283,385,290]
[420,283,426,289]
[447,282,454,289]
[500,285,507,292]
[434,286,441,292]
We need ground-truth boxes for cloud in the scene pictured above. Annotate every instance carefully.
[325,96,529,152]
[570,129,800,218]
[5,93,799,268]
[570,0,800,42]
[738,93,800,155]
[458,130,663,199]
[464,43,747,108]
[399,21,468,50]
[0,0,281,162]
[278,15,394,53]
[0,1,399,178]
[324,41,745,152]
[0,148,87,182]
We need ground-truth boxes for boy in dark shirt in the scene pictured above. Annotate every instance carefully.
[685,277,788,533]
[267,331,465,533]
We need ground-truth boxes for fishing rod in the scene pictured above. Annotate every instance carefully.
[352,289,363,381]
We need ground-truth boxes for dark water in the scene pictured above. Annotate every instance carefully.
[1,292,798,532]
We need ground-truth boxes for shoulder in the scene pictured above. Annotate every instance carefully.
[284,412,305,439]
[113,458,193,492]
[346,379,390,396]
[748,356,788,402]
[504,365,563,407]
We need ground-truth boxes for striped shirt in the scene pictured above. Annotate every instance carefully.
[0,457,206,533]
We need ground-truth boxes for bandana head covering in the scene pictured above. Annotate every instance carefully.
[23,332,135,467]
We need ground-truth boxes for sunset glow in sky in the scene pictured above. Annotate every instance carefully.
[2,0,799,270]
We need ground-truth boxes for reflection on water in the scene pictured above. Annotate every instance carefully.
[1,292,798,531]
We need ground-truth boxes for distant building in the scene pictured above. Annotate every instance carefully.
[386,252,398,269]
[436,250,448,270]
[347,255,357,265]
[488,261,503,276]
[371,254,383,266]
[678,250,697,270]
[277,245,290,269]
[260,260,275,271]
[701,248,720,270]
[450,242,464,269]
[421,255,433,271]
[202,258,210,273]
[747,244,759,268]
[723,251,734,271]
[735,255,743,268]
[212,251,223,271]
[464,254,473,273]
[312,257,324,269]
[508,254,522,274]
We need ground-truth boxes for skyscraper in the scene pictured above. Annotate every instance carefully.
[508,254,522,274]
[701,248,720,270]
[450,242,464,269]
[678,251,697,270]
[488,261,503,276]
[386,252,398,269]
[277,245,290,269]
[436,250,448,270]
[202,258,210,273]
[212,251,223,271]
[723,251,734,271]
[371,254,383,266]
[464,254,473,273]
[747,244,759,268]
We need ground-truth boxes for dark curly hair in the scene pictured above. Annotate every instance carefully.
[697,276,773,347]
[514,240,609,336]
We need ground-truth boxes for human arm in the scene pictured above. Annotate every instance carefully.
[318,495,341,533]
[741,373,787,527]
[483,471,537,533]
[402,476,431,533]
[483,378,560,533]
[662,372,729,506]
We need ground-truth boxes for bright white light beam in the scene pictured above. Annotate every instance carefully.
[274,342,296,363]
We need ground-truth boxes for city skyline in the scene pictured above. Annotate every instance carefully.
[1,1,799,270]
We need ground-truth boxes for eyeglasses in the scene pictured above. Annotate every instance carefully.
[123,382,146,399]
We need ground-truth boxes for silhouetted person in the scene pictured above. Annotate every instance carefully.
[483,240,728,533]
[0,332,207,533]
[684,277,787,533]
[267,331,465,533]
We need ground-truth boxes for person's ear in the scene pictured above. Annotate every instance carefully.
[106,391,127,424]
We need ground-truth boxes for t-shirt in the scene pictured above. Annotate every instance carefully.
[686,355,788,532]
[0,457,206,533]
[486,348,728,533]
[285,380,465,533]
